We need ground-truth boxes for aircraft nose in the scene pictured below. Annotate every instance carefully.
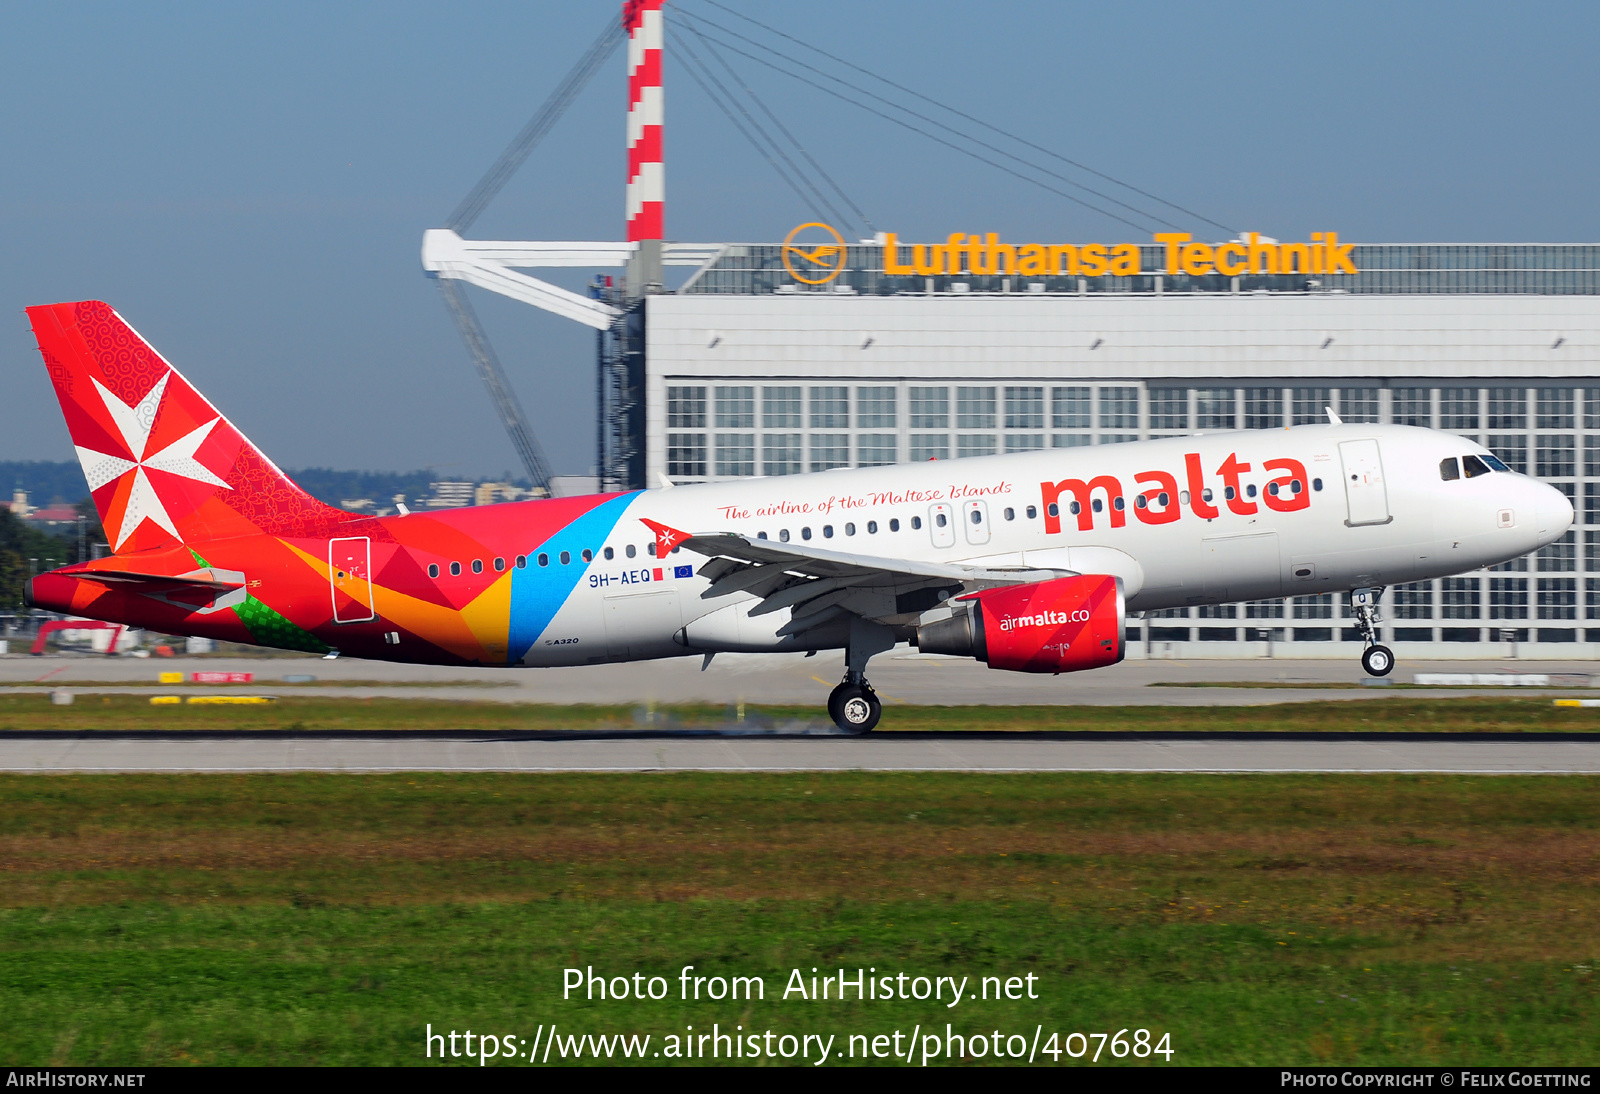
[1535,481,1574,545]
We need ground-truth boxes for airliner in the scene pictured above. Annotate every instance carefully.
[23,301,1573,731]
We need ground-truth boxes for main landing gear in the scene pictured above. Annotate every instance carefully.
[828,675,882,733]
[828,617,896,733]
[1351,587,1394,677]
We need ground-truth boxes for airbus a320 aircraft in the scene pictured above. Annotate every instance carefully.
[23,301,1574,730]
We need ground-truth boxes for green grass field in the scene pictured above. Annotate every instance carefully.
[4,692,1600,734]
[1,767,1596,1066]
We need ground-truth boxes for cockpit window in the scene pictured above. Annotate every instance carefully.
[1462,454,1492,478]
[1481,454,1511,472]
[1439,457,1460,481]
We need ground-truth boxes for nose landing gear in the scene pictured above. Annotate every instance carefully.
[1351,587,1394,677]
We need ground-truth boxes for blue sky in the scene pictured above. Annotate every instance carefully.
[3,1,1597,477]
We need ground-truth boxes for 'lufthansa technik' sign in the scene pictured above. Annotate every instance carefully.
[784,224,1359,283]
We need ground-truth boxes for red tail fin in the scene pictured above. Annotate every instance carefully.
[26,301,348,554]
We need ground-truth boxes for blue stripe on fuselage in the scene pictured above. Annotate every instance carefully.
[507,492,639,662]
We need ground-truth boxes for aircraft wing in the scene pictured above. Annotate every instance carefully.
[681,531,1069,636]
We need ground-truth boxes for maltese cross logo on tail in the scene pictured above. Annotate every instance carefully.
[76,372,232,549]
[639,518,690,558]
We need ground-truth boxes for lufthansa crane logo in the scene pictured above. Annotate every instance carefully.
[782,222,847,285]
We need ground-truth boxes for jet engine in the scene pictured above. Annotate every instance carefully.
[914,574,1125,673]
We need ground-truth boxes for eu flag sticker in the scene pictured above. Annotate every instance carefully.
[674,564,694,579]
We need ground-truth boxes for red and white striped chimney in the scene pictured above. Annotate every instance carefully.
[624,0,664,245]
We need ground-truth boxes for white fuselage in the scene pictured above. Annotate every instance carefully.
[522,424,1573,665]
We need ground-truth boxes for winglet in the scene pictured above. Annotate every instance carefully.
[640,518,691,558]
[1326,406,1343,425]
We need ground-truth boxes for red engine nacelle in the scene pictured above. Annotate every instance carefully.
[914,574,1125,673]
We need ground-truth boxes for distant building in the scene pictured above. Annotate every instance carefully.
[425,482,475,509]
[473,481,531,506]
[0,488,33,519]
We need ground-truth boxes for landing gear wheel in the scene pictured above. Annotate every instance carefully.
[1361,644,1395,677]
[828,682,881,733]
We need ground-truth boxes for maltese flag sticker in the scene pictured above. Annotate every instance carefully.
[640,518,690,558]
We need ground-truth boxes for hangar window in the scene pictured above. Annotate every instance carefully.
[909,387,949,429]
[1026,505,1037,519]
[427,564,439,578]
[449,562,461,577]
[494,557,505,571]
[867,521,878,534]
[625,544,637,558]
[581,549,593,563]
[857,387,897,428]
[1440,458,1461,481]
[714,386,755,429]
[810,386,849,429]
[604,547,614,560]
[537,554,548,567]
[957,387,997,429]
[667,386,707,428]
[1463,454,1491,478]
[560,551,570,565]
[762,386,802,428]
[515,555,526,568]
[889,519,900,532]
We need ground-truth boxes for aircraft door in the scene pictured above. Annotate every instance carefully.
[1339,439,1392,526]
[329,537,376,623]
[962,500,991,545]
[929,503,956,548]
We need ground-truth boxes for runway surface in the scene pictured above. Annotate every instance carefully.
[5,652,1599,707]
[5,732,1599,773]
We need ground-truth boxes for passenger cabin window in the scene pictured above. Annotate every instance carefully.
[1440,457,1461,481]
[802,527,812,540]
[472,559,483,574]
[1025,505,1037,519]
[626,544,637,558]
[1463,454,1491,478]
[823,525,833,538]
[935,512,948,528]
[427,564,440,578]
[515,555,527,569]
[969,510,982,524]
[494,557,505,571]
[647,542,657,556]
[780,529,790,542]
[867,521,877,534]
[581,549,593,562]
[889,518,900,532]
[911,516,923,530]
[449,562,461,577]
[537,554,549,567]
[560,551,571,565]
[604,547,614,560]
[1003,507,1014,521]
[845,523,855,536]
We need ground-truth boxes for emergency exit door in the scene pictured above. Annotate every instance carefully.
[329,537,376,623]
[1339,439,1392,526]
